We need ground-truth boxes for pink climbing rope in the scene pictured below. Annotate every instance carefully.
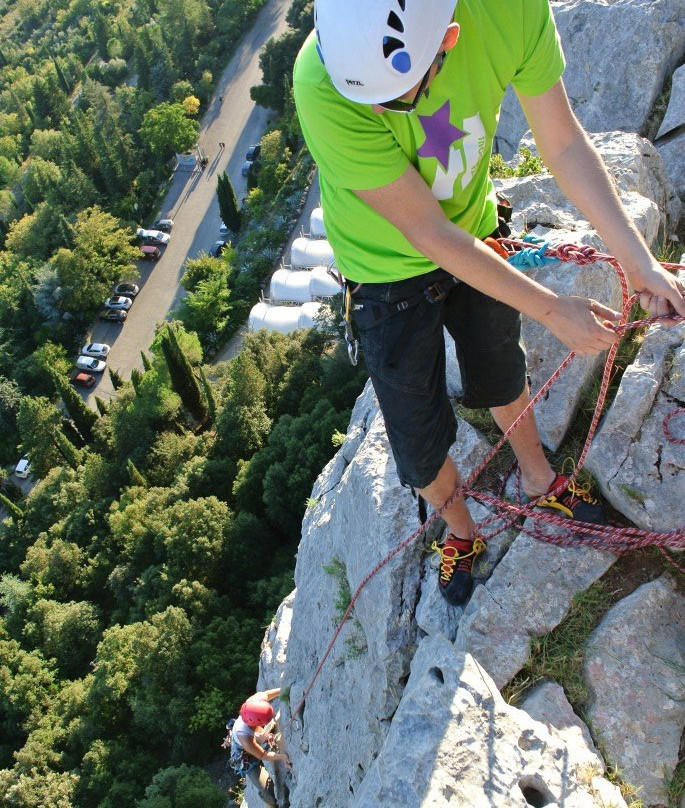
[285,245,684,728]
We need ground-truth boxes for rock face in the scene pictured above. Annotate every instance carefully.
[585,318,685,534]
[656,64,685,201]
[584,577,685,806]
[351,636,626,808]
[245,132,684,808]
[496,0,685,158]
[455,523,616,688]
[494,131,680,450]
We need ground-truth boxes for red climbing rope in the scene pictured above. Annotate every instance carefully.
[285,245,684,728]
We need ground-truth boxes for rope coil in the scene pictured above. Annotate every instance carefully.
[284,245,684,730]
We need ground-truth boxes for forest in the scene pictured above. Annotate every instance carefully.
[0,1,362,806]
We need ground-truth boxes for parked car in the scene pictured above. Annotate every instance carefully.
[153,218,174,232]
[139,245,161,260]
[241,160,253,178]
[114,282,140,297]
[245,144,261,162]
[212,240,229,257]
[99,309,127,322]
[104,295,133,310]
[14,455,31,479]
[136,228,170,245]
[81,342,110,358]
[71,372,96,388]
[219,221,231,235]
[76,355,106,373]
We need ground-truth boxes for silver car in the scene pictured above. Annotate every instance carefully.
[104,296,133,310]
[136,227,170,245]
[76,355,106,373]
[14,455,31,478]
[81,342,111,358]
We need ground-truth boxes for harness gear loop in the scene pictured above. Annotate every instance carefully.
[343,284,359,366]
[431,536,487,581]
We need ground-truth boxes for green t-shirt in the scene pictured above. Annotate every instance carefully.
[293,0,565,283]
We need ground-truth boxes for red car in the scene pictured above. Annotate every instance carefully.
[72,372,96,388]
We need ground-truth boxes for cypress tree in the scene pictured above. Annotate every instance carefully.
[52,372,98,443]
[109,367,125,390]
[62,417,85,448]
[126,458,148,487]
[160,325,208,425]
[141,351,153,372]
[217,171,241,236]
[130,367,143,393]
[197,366,217,425]
[52,429,82,470]
[0,493,23,520]
[95,397,109,416]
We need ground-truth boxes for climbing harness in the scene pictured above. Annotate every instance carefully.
[282,241,684,733]
[351,274,461,368]
[342,195,513,367]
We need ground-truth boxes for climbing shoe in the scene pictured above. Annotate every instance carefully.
[535,474,607,525]
[432,534,486,606]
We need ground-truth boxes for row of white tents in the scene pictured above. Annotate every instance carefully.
[248,207,340,334]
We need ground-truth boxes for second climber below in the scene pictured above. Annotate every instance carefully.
[225,689,291,807]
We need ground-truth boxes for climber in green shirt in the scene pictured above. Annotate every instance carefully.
[294,0,685,606]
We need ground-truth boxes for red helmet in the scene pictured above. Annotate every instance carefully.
[240,699,274,728]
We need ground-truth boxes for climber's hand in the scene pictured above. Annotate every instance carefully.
[547,296,620,355]
[628,260,685,323]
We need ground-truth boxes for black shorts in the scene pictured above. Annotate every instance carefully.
[351,268,526,489]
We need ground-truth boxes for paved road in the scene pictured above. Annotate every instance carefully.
[87,0,293,404]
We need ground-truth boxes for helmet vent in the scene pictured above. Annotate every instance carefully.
[387,10,404,32]
[383,36,411,73]
[397,0,406,10]
[383,35,404,58]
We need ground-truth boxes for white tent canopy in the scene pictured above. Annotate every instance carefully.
[270,267,340,303]
[309,207,326,238]
[290,237,335,269]
[248,301,322,334]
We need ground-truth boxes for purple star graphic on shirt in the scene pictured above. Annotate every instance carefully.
[417,101,466,170]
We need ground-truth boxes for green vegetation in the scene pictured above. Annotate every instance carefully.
[0,0,370,805]
[666,759,685,808]
[0,323,367,807]
[489,146,546,178]
[0,0,272,468]
[503,581,613,708]
[217,170,241,235]
[322,555,367,660]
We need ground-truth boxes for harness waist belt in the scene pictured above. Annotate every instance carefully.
[352,274,460,332]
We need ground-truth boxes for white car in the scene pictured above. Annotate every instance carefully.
[219,221,231,235]
[81,342,110,358]
[136,228,170,245]
[76,355,106,373]
[14,456,31,479]
[104,295,133,310]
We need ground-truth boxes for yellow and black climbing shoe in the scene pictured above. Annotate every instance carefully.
[535,474,607,525]
[432,534,487,606]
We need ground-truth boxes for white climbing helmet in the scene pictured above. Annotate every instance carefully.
[314,0,457,104]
